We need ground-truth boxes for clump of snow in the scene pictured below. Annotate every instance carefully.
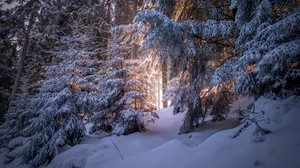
[7,137,27,149]
[0,137,29,168]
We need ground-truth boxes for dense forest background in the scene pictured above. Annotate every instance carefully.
[0,0,299,166]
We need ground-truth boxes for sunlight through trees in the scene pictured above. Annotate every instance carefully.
[0,0,299,166]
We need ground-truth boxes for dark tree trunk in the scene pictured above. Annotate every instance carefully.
[10,13,34,101]
[162,64,168,108]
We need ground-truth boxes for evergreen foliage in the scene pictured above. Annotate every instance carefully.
[134,5,236,133]
[0,0,299,166]
[90,24,157,135]
[0,9,16,123]
[214,0,300,98]
[0,0,154,165]
[0,0,108,166]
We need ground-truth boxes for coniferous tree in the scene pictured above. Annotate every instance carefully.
[0,9,17,123]
[0,0,41,143]
[133,0,236,133]
[213,0,300,98]
[0,0,109,166]
[90,22,157,135]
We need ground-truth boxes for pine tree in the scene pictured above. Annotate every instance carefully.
[0,0,41,142]
[133,0,236,133]
[89,0,157,135]
[0,9,16,123]
[90,23,157,135]
[213,0,300,98]
[0,0,109,166]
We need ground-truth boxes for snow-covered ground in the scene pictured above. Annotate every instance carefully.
[1,96,300,168]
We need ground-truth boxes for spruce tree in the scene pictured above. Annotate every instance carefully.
[0,9,16,123]
[133,0,236,133]
[0,0,109,166]
[90,23,157,135]
[213,0,300,98]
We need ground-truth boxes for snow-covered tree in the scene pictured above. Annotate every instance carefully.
[0,0,109,166]
[0,0,42,142]
[90,23,157,135]
[133,6,235,133]
[0,9,16,123]
[213,0,300,98]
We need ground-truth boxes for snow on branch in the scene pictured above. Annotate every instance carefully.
[237,0,273,46]
[180,19,235,38]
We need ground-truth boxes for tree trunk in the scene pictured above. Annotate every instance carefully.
[162,64,168,108]
[180,102,202,134]
[157,71,161,109]
[10,13,34,101]
[132,0,138,18]
[132,0,138,107]
[131,0,138,59]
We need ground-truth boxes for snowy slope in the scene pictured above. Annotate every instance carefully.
[50,96,300,168]
[1,96,300,168]
[47,106,240,168]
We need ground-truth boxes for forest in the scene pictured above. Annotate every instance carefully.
[0,0,300,167]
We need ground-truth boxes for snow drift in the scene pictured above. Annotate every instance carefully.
[1,96,299,168]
